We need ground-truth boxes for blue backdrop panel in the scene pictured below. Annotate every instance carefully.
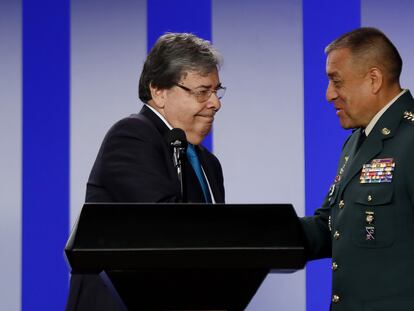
[303,1,360,310]
[147,0,213,151]
[22,0,70,309]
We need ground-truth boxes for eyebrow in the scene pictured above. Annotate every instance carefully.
[195,82,222,89]
[327,72,340,79]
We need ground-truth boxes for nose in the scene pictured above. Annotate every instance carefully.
[326,81,338,103]
[207,92,221,112]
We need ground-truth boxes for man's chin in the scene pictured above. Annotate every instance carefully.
[187,137,204,145]
[340,121,359,130]
[338,117,353,130]
[341,124,353,130]
[187,131,210,145]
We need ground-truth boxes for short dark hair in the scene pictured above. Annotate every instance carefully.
[138,33,222,103]
[325,27,402,84]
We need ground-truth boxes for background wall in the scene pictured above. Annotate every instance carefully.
[0,1,21,311]
[212,1,306,310]
[2,0,414,310]
[70,0,147,227]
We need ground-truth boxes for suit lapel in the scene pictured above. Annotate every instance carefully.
[197,145,224,203]
[140,105,171,138]
[139,105,224,203]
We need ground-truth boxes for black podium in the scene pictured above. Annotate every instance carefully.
[65,203,306,311]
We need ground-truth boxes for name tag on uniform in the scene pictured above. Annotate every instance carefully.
[360,158,395,184]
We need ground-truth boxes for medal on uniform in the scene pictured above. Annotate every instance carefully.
[365,226,375,240]
[360,158,395,183]
[365,211,374,225]
[365,211,375,240]
[328,155,349,201]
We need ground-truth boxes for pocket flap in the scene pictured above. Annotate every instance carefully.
[355,185,393,206]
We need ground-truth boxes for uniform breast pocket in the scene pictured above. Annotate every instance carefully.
[352,185,395,248]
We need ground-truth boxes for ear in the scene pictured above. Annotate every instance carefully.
[149,83,167,109]
[368,67,383,94]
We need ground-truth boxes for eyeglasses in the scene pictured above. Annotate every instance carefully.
[173,83,226,102]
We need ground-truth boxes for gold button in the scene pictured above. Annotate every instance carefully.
[367,195,373,202]
[332,261,338,271]
[339,200,345,209]
[334,231,340,240]
[332,294,340,303]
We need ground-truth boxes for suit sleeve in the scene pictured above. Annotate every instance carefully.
[93,118,180,202]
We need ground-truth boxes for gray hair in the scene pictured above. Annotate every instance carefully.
[138,32,222,103]
[325,27,402,83]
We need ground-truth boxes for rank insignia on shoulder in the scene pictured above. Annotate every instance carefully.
[403,111,414,123]
[360,158,395,183]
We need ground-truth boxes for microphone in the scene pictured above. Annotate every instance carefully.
[166,128,188,202]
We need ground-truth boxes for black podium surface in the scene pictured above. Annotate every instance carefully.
[65,203,306,311]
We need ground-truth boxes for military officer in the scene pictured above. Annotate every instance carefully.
[301,27,414,310]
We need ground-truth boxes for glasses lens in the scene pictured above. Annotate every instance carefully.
[193,87,226,102]
[195,90,211,102]
[216,87,226,99]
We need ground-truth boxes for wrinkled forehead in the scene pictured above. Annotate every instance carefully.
[179,66,218,80]
[179,68,219,83]
[326,48,366,76]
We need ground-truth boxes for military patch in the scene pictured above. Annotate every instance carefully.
[360,158,395,183]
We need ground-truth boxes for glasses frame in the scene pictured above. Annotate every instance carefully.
[173,83,226,102]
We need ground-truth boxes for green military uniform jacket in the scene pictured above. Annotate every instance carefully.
[301,90,414,310]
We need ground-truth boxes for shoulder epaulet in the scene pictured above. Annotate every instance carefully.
[403,111,414,125]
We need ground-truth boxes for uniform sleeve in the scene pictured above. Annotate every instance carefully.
[299,134,356,260]
[300,194,332,260]
[402,132,414,206]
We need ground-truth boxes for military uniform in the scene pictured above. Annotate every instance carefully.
[301,91,414,310]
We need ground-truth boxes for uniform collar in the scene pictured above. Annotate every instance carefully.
[365,89,407,136]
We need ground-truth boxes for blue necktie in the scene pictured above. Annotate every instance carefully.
[186,144,212,203]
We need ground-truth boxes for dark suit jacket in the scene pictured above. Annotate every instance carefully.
[66,105,225,311]
[301,91,414,310]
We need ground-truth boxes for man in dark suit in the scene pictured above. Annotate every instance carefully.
[66,32,226,310]
[301,27,414,310]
